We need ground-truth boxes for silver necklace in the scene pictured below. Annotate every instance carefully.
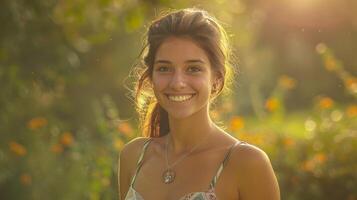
[162,133,209,184]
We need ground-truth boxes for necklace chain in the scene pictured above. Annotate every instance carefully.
[162,133,210,184]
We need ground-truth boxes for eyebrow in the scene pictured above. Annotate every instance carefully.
[154,59,206,64]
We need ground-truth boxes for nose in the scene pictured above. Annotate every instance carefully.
[169,71,186,90]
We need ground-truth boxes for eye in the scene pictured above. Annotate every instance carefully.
[187,66,202,73]
[155,66,170,72]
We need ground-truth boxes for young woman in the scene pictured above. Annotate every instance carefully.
[118,8,280,200]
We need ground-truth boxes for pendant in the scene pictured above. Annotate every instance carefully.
[162,169,176,184]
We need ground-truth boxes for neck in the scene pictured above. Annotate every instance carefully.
[167,106,217,154]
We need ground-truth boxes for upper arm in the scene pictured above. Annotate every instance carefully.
[234,144,280,200]
[118,137,150,200]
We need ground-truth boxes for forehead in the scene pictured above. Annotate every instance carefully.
[155,36,210,63]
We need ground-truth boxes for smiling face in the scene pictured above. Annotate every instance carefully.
[151,36,217,120]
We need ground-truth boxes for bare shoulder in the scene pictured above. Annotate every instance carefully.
[118,137,152,200]
[121,137,151,154]
[230,142,280,200]
[120,137,152,167]
[232,142,271,169]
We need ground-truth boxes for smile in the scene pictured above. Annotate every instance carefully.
[166,94,196,102]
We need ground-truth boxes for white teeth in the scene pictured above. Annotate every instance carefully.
[167,94,195,102]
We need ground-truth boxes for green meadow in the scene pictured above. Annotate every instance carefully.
[1,0,356,199]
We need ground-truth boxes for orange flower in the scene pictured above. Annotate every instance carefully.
[265,98,280,112]
[113,138,124,151]
[117,122,133,137]
[345,77,357,87]
[301,160,315,172]
[318,97,334,109]
[51,143,64,154]
[345,77,357,93]
[9,141,27,156]
[60,132,74,146]
[27,117,47,130]
[278,75,296,90]
[283,138,295,148]
[230,116,245,131]
[301,153,327,172]
[346,105,357,118]
[20,173,32,186]
[314,153,327,164]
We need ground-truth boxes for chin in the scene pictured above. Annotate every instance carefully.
[166,109,195,120]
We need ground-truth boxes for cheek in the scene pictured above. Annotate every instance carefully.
[191,76,212,93]
[152,75,168,91]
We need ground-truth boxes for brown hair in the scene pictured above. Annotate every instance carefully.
[133,8,234,138]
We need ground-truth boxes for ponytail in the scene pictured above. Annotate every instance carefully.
[142,102,169,137]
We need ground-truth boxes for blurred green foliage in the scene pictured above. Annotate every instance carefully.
[0,0,356,199]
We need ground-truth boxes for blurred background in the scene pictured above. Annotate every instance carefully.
[0,0,356,199]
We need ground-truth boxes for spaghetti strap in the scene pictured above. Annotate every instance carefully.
[129,138,152,187]
[209,141,246,189]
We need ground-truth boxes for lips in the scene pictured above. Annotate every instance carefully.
[165,94,196,102]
